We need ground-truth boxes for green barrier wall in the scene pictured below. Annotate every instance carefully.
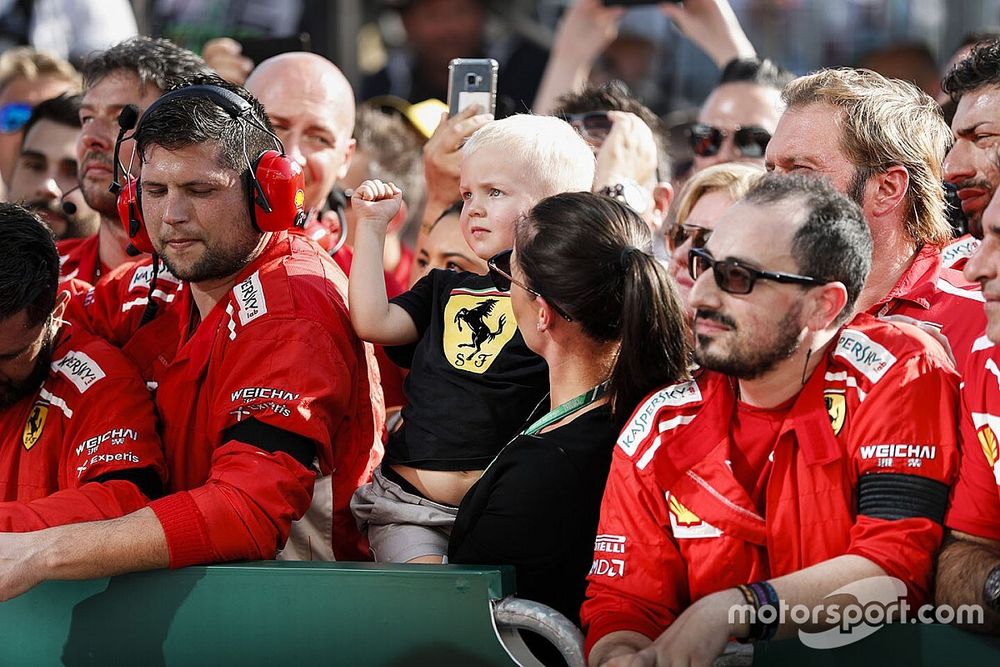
[0,561,521,666]
[753,622,1000,666]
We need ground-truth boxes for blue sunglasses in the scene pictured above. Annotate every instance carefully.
[0,103,32,133]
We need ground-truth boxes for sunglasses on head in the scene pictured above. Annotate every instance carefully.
[666,222,712,253]
[0,102,32,134]
[688,247,828,295]
[688,122,771,158]
[488,249,573,321]
[559,111,614,144]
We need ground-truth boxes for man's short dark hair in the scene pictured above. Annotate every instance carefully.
[22,93,82,140]
[134,76,277,199]
[744,173,873,324]
[942,37,1000,102]
[719,57,796,90]
[81,36,211,95]
[553,81,671,179]
[0,203,59,327]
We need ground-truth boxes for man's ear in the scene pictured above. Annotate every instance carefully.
[651,181,674,230]
[337,137,357,180]
[868,165,909,218]
[807,281,850,331]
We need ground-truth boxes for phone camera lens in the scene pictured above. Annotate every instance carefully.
[466,73,477,87]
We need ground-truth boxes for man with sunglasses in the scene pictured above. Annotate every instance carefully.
[766,67,985,372]
[584,174,959,665]
[554,82,673,236]
[0,47,80,197]
[690,57,792,175]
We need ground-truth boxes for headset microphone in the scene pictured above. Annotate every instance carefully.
[60,185,82,215]
[109,104,140,195]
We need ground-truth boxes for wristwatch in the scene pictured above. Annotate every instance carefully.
[984,564,1000,612]
[598,178,651,215]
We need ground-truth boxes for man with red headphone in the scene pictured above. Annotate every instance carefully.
[0,78,385,596]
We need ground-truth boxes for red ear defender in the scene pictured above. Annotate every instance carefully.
[117,177,154,255]
[251,149,307,232]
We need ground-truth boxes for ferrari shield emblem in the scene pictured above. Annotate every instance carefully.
[23,403,48,450]
[824,392,846,436]
[978,424,999,469]
[442,287,517,374]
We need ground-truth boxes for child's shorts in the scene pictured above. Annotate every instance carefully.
[350,464,459,563]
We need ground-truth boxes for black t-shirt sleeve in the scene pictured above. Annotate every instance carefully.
[389,269,439,335]
[385,270,444,368]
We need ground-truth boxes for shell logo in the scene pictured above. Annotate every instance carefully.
[294,189,305,208]
[668,494,702,527]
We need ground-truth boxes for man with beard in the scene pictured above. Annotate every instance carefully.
[766,68,984,371]
[0,79,383,598]
[583,174,960,666]
[942,39,1000,245]
[7,94,100,242]
[60,36,210,284]
[0,203,164,530]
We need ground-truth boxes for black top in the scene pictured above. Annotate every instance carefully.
[448,405,617,629]
[386,269,548,470]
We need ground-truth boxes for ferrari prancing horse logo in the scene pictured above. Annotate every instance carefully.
[442,288,517,374]
[825,392,846,436]
[23,402,48,450]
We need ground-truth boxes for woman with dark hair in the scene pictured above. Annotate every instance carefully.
[448,192,690,661]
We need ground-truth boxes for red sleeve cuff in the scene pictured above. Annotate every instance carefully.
[584,614,662,658]
[149,491,217,568]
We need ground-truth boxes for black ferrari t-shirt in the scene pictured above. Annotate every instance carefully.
[386,269,548,470]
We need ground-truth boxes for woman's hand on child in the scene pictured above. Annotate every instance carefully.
[351,179,404,232]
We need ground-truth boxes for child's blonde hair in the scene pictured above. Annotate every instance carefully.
[462,114,595,197]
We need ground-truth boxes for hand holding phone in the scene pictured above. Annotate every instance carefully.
[447,58,498,117]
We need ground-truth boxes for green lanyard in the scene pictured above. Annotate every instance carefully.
[521,383,609,436]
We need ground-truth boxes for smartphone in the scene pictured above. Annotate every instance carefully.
[601,0,681,5]
[447,58,498,117]
[239,33,312,65]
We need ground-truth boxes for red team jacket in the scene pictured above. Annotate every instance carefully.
[866,244,984,371]
[0,325,164,530]
[582,315,959,652]
[57,235,109,285]
[68,231,384,566]
[946,336,1000,542]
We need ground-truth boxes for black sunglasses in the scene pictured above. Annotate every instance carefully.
[688,247,828,295]
[488,250,573,321]
[688,122,772,158]
[666,222,712,253]
[559,111,614,144]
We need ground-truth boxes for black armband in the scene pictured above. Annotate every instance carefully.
[223,418,316,468]
[856,472,950,523]
[94,467,164,500]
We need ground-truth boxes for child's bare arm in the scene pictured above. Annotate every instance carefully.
[349,180,420,345]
